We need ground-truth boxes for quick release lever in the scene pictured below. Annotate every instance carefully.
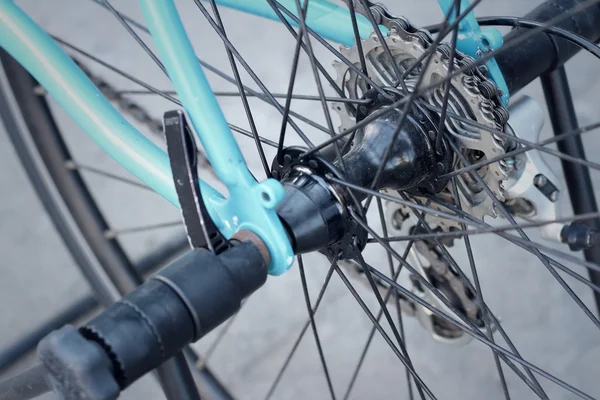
[163,110,230,254]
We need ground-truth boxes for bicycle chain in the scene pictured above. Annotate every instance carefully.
[412,238,481,324]
[349,234,482,338]
[67,57,211,169]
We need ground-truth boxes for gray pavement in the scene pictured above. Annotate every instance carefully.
[1,1,600,399]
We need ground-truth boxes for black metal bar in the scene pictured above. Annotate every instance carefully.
[0,52,117,307]
[541,66,600,313]
[158,356,202,400]
[183,348,235,400]
[0,365,49,400]
[0,297,96,373]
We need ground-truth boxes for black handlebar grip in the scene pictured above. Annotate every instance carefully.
[79,241,267,390]
[496,0,600,94]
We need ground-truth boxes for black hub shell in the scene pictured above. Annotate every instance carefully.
[272,89,453,258]
[343,89,453,195]
[272,148,368,259]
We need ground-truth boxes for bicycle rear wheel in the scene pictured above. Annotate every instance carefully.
[2,0,600,399]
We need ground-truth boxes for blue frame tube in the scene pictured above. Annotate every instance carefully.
[0,0,369,275]
[139,0,294,274]
[0,0,190,208]
[209,0,372,46]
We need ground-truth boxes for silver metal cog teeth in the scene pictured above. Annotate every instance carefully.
[331,16,509,225]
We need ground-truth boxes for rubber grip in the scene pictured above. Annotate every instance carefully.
[496,0,600,94]
[80,242,266,389]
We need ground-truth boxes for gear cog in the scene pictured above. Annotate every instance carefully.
[332,22,510,229]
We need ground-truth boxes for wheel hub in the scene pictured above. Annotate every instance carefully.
[272,91,452,258]
[332,21,510,228]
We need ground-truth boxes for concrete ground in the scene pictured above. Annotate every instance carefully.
[1,0,600,399]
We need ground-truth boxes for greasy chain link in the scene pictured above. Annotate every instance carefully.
[413,239,481,323]
[74,58,164,136]
[68,58,213,168]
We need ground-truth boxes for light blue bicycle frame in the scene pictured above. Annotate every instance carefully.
[0,0,507,275]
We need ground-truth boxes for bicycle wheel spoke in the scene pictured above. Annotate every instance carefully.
[104,221,183,239]
[376,197,414,399]
[102,0,167,75]
[449,178,514,400]
[265,258,337,400]
[55,37,281,151]
[331,179,600,295]
[398,191,547,397]
[196,303,245,370]
[355,0,404,87]
[90,0,316,119]
[274,0,307,161]
[193,0,317,149]
[435,0,460,152]
[327,176,473,226]
[330,177,600,280]
[294,0,346,173]
[270,0,392,99]
[446,139,600,329]
[298,256,337,400]
[353,250,428,400]
[91,0,337,137]
[361,255,594,399]
[356,210,589,397]
[333,263,437,400]
[264,0,350,103]
[346,0,369,89]
[99,0,326,144]
[116,90,370,104]
[342,233,419,400]
[65,160,153,192]
[422,105,600,176]
[226,125,278,148]
[422,195,600,289]
[205,62,339,135]
[372,211,600,243]
[205,0,270,178]
[54,37,180,105]
[343,202,430,400]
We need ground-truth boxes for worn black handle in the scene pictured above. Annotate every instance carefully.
[1,240,268,400]
[80,241,267,390]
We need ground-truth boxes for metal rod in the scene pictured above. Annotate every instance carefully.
[0,365,50,400]
[0,297,96,373]
[541,65,600,313]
